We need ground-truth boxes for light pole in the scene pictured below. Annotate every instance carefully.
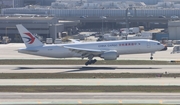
[125,5,137,40]
[101,16,106,35]
[12,0,14,8]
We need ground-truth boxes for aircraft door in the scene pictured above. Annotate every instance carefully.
[147,41,151,48]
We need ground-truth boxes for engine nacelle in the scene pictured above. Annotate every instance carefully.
[101,50,118,60]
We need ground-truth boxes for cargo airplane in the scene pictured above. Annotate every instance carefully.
[16,24,167,65]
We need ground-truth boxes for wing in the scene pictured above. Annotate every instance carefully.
[63,46,106,57]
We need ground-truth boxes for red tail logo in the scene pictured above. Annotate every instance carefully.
[23,33,35,44]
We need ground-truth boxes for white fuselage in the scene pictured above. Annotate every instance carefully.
[18,39,164,58]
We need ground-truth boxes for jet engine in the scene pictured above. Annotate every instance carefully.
[101,50,118,60]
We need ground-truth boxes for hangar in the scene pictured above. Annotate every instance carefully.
[0,16,79,42]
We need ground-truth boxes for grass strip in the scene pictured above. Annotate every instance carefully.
[0,73,179,79]
[0,59,177,65]
[0,86,180,92]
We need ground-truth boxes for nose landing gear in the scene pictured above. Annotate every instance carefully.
[150,52,154,60]
[150,56,153,60]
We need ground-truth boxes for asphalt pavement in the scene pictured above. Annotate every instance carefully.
[0,92,180,104]
[0,65,180,73]
[0,78,179,86]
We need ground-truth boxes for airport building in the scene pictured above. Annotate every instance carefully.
[3,0,180,17]
[0,16,79,42]
[2,0,180,8]
[87,0,160,5]
[2,8,180,17]
[13,0,56,7]
[168,21,180,40]
[12,0,162,7]
[0,0,13,8]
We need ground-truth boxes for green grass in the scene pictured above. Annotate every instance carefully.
[0,86,180,92]
[0,73,179,79]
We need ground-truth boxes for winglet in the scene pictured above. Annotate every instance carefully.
[16,24,43,48]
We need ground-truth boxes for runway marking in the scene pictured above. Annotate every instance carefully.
[37,101,42,104]
[97,82,101,85]
[159,100,163,104]
[119,100,122,103]
[78,100,82,104]
[34,82,37,85]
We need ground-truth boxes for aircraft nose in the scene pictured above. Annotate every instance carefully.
[160,44,167,51]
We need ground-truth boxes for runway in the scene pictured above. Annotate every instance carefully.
[0,93,180,104]
[1,44,180,105]
[0,78,179,86]
[0,65,180,73]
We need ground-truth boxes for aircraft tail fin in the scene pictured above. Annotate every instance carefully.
[16,24,43,48]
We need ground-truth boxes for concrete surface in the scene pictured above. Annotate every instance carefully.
[0,92,180,104]
[0,65,180,73]
[0,78,179,86]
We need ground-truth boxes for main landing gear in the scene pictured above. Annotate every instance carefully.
[85,59,97,66]
[85,55,97,66]
[150,53,154,60]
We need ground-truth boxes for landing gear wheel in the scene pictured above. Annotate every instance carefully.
[85,59,97,66]
[150,57,153,60]
[94,59,97,62]
[91,59,97,64]
[150,53,154,60]
[85,61,90,66]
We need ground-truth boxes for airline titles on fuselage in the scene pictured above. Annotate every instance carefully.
[98,43,141,47]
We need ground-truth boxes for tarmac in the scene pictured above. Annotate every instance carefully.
[1,43,180,105]
[0,78,179,86]
[0,65,179,73]
[0,92,180,104]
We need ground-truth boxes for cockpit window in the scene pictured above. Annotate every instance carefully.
[157,43,160,45]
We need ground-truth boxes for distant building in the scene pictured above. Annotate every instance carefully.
[87,0,161,5]
[14,0,23,7]
[13,0,56,7]
[0,0,13,8]
[3,7,180,17]
[168,20,180,40]
[0,16,79,42]
[134,0,160,5]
